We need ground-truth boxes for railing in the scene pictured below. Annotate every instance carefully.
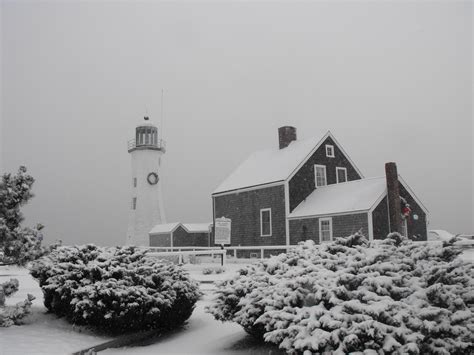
[127,139,166,152]
[146,245,297,260]
[147,249,227,265]
[145,240,473,261]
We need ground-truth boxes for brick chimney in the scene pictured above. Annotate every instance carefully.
[278,126,297,149]
[385,162,402,234]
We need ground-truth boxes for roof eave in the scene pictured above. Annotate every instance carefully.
[212,180,285,196]
[288,208,370,220]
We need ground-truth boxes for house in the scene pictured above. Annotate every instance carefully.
[149,222,212,248]
[212,126,428,251]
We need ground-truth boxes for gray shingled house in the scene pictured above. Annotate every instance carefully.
[212,127,428,251]
[149,222,211,248]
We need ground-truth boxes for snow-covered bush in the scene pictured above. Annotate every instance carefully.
[0,166,49,266]
[202,266,225,275]
[0,167,49,327]
[0,278,35,327]
[214,266,225,274]
[30,245,201,334]
[202,267,213,275]
[207,233,474,354]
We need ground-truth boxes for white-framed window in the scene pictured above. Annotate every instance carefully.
[325,144,335,158]
[336,167,347,183]
[314,165,327,187]
[132,197,137,210]
[260,208,272,236]
[319,217,333,243]
[133,177,137,187]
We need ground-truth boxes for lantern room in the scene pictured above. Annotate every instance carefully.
[127,116,166,153]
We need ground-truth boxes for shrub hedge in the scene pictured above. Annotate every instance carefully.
[207,233,474,354]
[30,245,201,334]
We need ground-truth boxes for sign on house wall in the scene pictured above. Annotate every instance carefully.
[215,217,231,245]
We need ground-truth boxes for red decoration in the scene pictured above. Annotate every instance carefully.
[402,206,411,218]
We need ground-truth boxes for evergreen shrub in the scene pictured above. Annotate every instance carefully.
[30,245,201,334]
[207,233,474,354]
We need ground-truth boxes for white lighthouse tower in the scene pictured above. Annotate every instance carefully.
[126,116,166,246]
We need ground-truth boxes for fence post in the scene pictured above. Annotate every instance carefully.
[222,250,226,266]
[260,249,264,260]
[234,249,237,258]
[220,245,224,266]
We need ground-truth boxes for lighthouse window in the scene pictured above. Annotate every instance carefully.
[132,197,137,210]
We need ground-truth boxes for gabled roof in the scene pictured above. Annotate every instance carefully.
[288,177,387,219]
[149,222,212,235]
[149,222,181,235]
[213,131,363,194]
[183,223,211,233]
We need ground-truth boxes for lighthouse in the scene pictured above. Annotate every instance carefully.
[126,116,166,246]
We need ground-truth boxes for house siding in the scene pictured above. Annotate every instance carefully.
[150,228,210,248]
[372,196,390,240]
[150,233,171,247]
[213,184,286,246]
[372,187,427,241]
[289,136,362,212]
[289,212,369,244]
[174,226,210,247]
[399,184,427,241]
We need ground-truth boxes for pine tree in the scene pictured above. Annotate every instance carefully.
[0,167,46,326]
[0,166,45,265]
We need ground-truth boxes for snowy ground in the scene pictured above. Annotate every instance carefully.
[0,260,283,355]
[0,265,112,355]
[460,247,474,262]
[102,293,284,355]
[1,249,472,355]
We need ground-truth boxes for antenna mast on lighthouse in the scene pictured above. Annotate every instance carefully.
[160,89,164,141]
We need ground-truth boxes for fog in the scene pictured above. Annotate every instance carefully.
[1,1,472,246]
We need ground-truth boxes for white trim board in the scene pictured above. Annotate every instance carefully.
[288,210,369,220]
[367,212,374,241]
[284,180,290,246]
[212,181,285,197]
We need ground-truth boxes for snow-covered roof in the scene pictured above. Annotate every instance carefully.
[149,222,180,235]
[136,116,157,128]
[183,223,211,233]
[289,177,387,219]
[214,135,324,194]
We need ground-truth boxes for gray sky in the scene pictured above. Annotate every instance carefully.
[1,1,472,246]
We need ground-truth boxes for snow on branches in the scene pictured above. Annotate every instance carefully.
[0,278,35,327]
[29,245,201,334]
[207,233,474,354]
[0,166,48,266]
